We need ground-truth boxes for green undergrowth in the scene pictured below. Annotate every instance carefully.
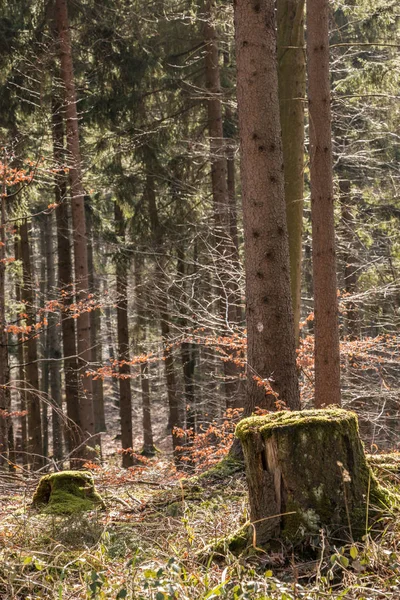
[0,454,399,598]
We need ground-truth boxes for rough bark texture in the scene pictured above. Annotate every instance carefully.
[236,409,389,545]
[14,237,28,461]
[55,0,95,438]
[52,99,82,460]
[115,202,134,468]
[277,0,306,345]
[233,0,300,414]
[306,0,341,407]
[20,221,43,469]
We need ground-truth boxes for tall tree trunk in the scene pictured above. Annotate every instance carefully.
[114,202,134,468]
[52,98,82,460]
[14,238,28,463]
[86,205,106,433]
[55,0,95,441]
[233,0,300,415]
[39,220,49,461]
[277,0,306,345]
[0,177,10,465]
[339,179,359,340]
[145,165,181,452]
[45,211,63,462]
[306,0,341,407]
[19,221,43,469]
[133,253,155,456]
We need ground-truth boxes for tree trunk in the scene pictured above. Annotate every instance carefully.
[236,409,386,545]
[19,221,43,469]
[45,211,64,462]
[55,0,95,440]
[145,164,181,452]
[52,97,82,461]
[39,220,49,461]
[277,0,306,345]
[114,202,134,468]
[233,0,300,415]
[14,237,28,463]
[133,253,155,456]
[306,0,341,407]
[0,180,10,465]
[86,205,106,432]
[339,179,359,340]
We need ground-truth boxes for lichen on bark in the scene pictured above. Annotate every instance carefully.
[236,409,390,545]
[31,471,104,515]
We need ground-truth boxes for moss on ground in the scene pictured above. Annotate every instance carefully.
[31,471,104,515]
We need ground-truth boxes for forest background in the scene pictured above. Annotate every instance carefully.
[0,0,399,596]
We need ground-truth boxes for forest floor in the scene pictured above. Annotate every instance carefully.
[0,447,400,599]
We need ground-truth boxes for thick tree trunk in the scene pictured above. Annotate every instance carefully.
[55,0,95,439]
[277,0,306,345]
[19,221,43,469]
[306,0,341,407]
[114,202,134,468]
[236,409,387,545]
[52,98,82,460]
[233,0,300,415]
[133,254,155,456]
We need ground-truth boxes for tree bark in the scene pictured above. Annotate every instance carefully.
[19,221,43,469]
[52,97,82,461]
[233,0,300,415]
[14,237,28,463]
[306,0,341,407]
[39,220,49,461]
[55,0,95,439]
[236,409,386,545]
[114,202,134,468]
[45,211,63,462]
[277,0,306,345]
[0,179,10,464]
[133,253,155,456]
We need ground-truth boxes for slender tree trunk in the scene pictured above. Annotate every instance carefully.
[14,238,28,462]
[114,202,134,468]
[55,0,95,440]
[339,179,359,340]
[306,0,341,407]
[45,211,63,462]
[134,254,155,456]
[277,0,306,345]
[233,0,300,415]
[39,221,49,461]
[0,178,10,464]
[52,98,82,459]
[19,221,43,469]
[145,165,181,452]
[86,205,106,432]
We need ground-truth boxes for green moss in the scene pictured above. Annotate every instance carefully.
[31,471,104,515]
[196,455,244,482]
[235,408,357,443]
[197,523,251,559]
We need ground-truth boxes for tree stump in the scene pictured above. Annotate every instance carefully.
[236,409,389,545]
[31,471,104,514]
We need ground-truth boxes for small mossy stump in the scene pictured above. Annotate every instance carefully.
[236,409,389,546]
[31,471,104,515]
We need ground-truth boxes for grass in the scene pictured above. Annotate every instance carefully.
[0,455,399,599]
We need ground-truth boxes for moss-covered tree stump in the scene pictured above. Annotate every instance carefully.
[236,409,388,545]
[31,471,104,515]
